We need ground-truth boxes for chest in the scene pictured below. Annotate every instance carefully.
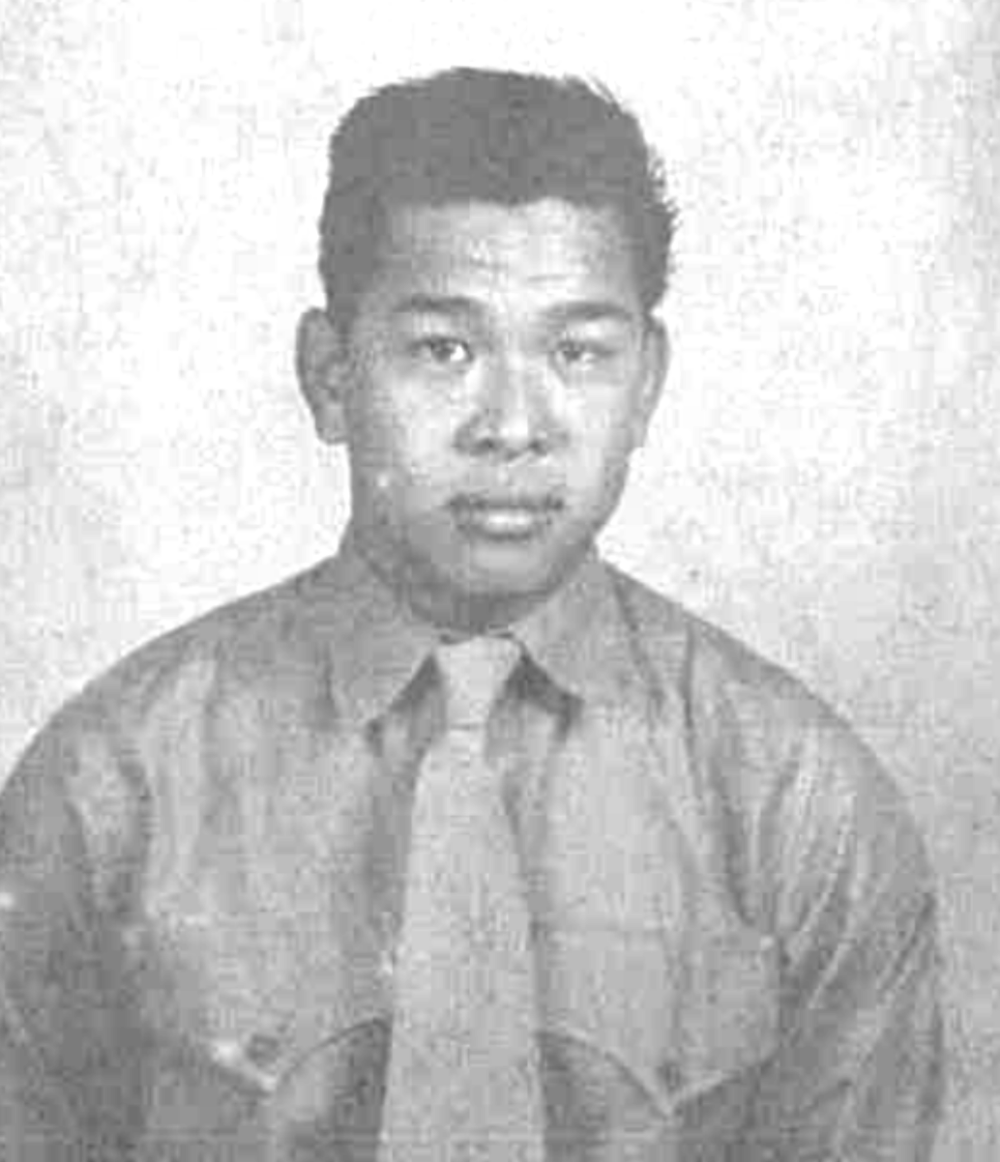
[123,700,778,1158]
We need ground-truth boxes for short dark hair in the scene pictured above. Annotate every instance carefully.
[318,68,678,336]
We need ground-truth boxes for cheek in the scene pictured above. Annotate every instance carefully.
[388,415,452,485]
[570,397,641,472]
[348,389,429,473]
[357,411,454,504]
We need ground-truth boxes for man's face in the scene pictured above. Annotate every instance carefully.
[304,198,666,631]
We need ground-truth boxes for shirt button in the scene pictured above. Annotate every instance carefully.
[209,1038,243,1067]
[245,1032,282,1069]
[209,1038,279,1094]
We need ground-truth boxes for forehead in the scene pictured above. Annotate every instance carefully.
[368,198,640,310]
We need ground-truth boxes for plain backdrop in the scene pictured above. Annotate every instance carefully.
[2,0,998,1154]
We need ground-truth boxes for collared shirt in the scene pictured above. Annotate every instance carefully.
[0,533,943,1160]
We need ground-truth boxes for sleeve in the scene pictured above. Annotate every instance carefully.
[0,715,145,1161]
[742,719,945,1161]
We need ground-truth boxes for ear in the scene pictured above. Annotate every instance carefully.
[296,308,353,445]
[629,319,669,448]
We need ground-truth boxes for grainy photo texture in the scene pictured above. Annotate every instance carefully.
[2,4,998,1157]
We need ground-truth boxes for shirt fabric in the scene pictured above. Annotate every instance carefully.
[0,532,943,1160]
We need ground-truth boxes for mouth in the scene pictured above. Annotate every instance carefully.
[449,493,564,538]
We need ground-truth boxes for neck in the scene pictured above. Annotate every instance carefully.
[351,528,583,637]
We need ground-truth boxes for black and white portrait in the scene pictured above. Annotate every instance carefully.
[2,2,997,1157]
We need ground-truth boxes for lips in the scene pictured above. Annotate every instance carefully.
[449,493,563,537]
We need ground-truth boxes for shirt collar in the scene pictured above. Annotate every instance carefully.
[303,530,438,732]
[510,550,649,709]
[307,529,652,731]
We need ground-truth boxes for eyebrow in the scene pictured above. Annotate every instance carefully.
[390,294,638,326]
[550,301,637,327]
[390,294,481,320]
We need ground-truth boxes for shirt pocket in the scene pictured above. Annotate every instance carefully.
[260,1015,390,1162]
[126,904,391,1161]
[669,913,781,1159]
[533,920,682,1100]
[678,913,779,1083]
[136,1011,391,1162]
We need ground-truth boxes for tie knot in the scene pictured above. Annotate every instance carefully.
[435,636,521,729]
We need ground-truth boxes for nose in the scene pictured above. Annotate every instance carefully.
[460,353,558,458]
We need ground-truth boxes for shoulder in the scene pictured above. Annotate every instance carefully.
[3,559,338,873]
[607,566,932,923]
[28,557,337,747]
[609,564,840,743]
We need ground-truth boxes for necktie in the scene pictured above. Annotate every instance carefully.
[378,636,545,1162]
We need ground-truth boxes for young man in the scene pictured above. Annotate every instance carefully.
[0,70,942,1159]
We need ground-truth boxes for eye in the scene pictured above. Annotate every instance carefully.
[410,335,474,367]
[553,337,612,369]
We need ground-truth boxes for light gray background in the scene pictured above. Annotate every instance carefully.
[1,1,997,1155]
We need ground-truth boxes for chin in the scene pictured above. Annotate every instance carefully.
[439,539,586,615]
[396,515,597,625]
